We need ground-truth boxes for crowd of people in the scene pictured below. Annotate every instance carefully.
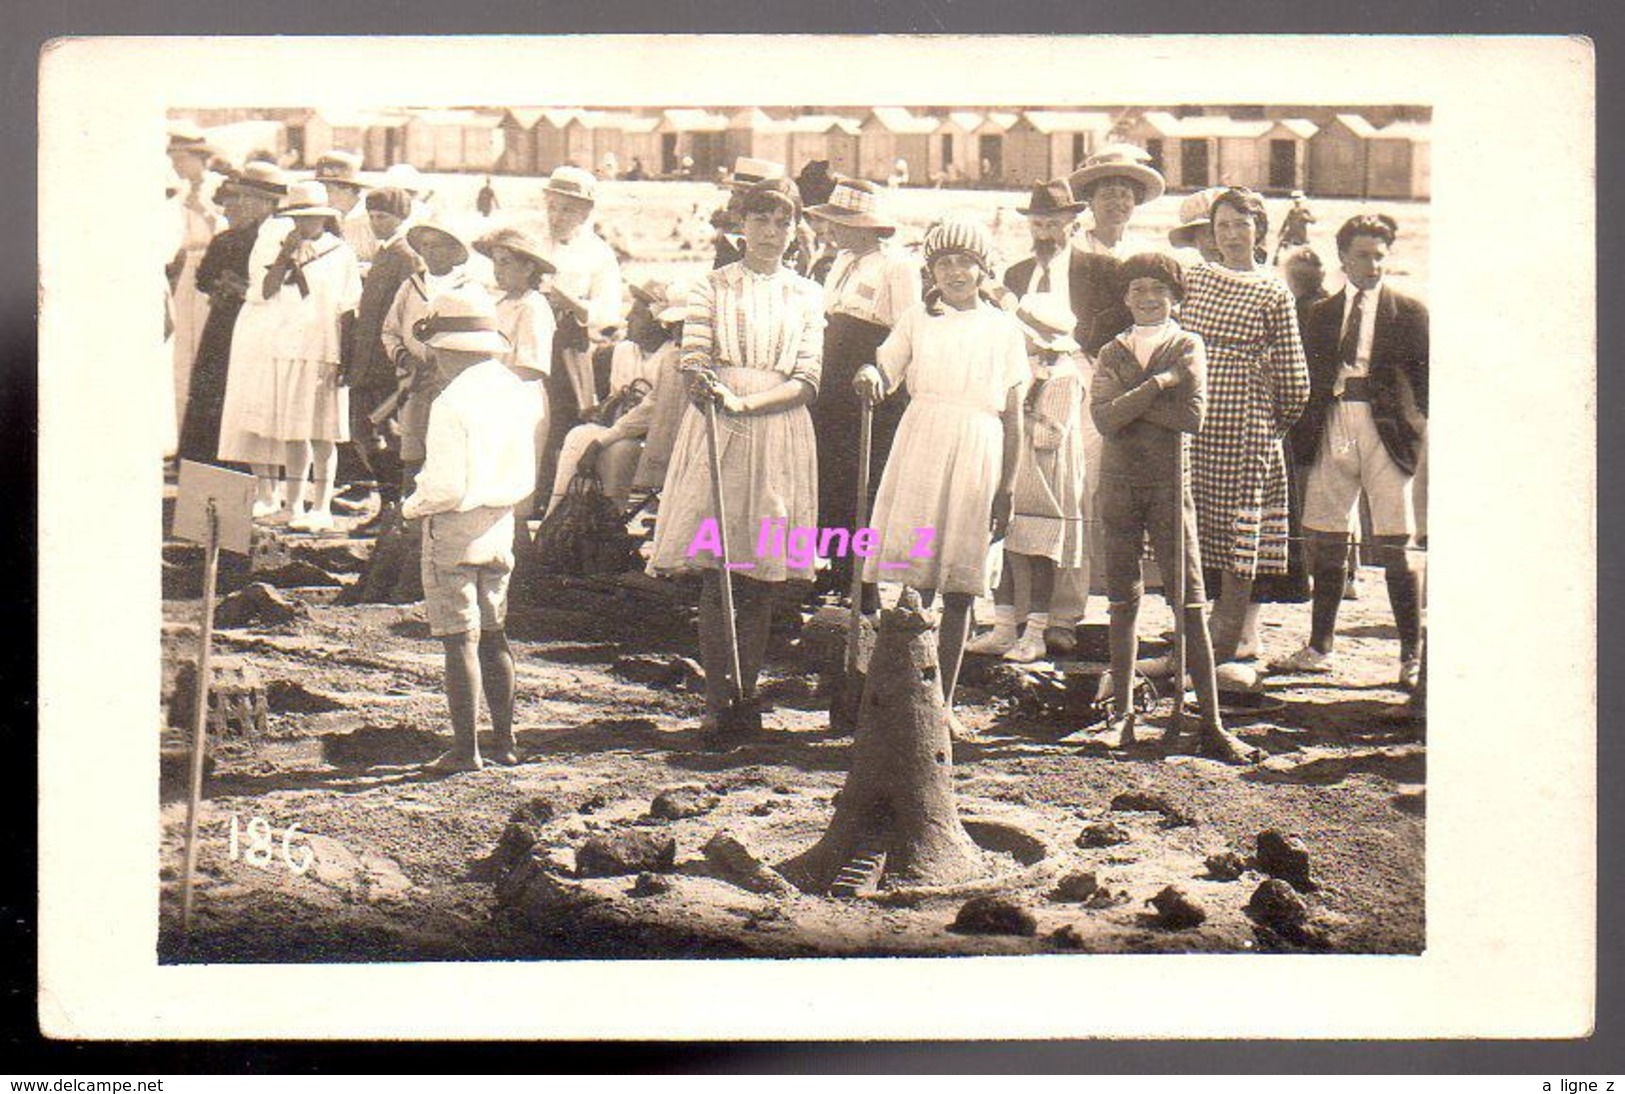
[163,125,1428,772]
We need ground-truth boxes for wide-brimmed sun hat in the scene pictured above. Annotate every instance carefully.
[167,124,218,159]
[723,156,788,189]
[1069,144,1166,205]
[1014,293,1081,353]
[381,162,428,196]
[1016,178,1087,217]
[543,165,598,204]
[313,151,366,187]
[414,286,511,355]
[1168,187,1227,249]
[472,226,556,275]
[279,179,338,218]
[217,161,288,203]
[805,178,897,233]
[406,219,472,264]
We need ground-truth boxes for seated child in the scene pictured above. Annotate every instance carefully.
[1069,252,1259,764]
[545,280,684,515]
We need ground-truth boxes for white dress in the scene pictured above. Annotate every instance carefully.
[169,174,224,428]
[861,299,1029,596]
[216,218,290,465]
[253,230,362,443]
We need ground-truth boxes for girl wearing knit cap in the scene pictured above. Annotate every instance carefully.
[853,216,1028,733]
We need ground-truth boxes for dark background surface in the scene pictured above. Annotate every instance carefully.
[10,0,1618,1075]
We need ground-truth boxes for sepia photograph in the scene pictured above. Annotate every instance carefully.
[36,34,1593,1041]
[152,96,1434,964]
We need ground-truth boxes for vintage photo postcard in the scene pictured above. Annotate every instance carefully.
[36,34,1594,1040]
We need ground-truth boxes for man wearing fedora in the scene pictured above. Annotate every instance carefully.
[998,176,1123,656]
[804,177,923,607]
[1068,144,1166,259]
[313,150,375,266]
[402,287,541,773]
[535,164,625,506]
[1272,213,1428,693]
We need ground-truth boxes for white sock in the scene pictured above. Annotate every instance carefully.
[991,603,1018,633]
[1024,612,1049,637]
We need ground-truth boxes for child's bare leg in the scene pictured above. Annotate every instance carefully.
[938,592,974,708]
[735,578,774,702]
[478,628,518,764]
[1176,601,1259,764]
[1099,594,1140,748]
[431,633,483,771]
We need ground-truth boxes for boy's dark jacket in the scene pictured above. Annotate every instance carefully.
[1293,284,1429,474]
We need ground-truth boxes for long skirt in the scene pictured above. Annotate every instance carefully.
[170,247,210,428]
[248,357,349,443]
[216,307,283,467]
[647,367,819,585]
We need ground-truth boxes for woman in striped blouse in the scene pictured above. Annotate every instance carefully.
[647,178,826,738]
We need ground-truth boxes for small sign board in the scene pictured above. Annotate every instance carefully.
[173,460,256,556]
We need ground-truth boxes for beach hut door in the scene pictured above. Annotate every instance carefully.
[1269,139,1297,191]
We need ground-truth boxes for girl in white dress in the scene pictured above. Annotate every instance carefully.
[966,293,1089,663]
[854,217,1027,722]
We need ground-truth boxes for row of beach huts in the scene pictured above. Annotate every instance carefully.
[182,106,1432,199]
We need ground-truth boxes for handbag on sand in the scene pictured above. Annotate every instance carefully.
[532,470,640,576]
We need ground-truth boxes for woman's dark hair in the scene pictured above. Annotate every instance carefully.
[1335,213,1399,255]
[734,178,802,223]
[1208,187,1270,265]
[1118,251,1186,302]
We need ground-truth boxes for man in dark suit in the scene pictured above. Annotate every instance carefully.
[1272,214,1428,690]
[998,178,1122,355]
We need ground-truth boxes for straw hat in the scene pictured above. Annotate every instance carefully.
[313,151,366,187]
[1016,178,1087,217]
[382,162,428,196]
[218,161,288,203]
[656,284,690,325]
[413,286,511,355]
[167,124,217,159]
[805,178,896,233]
[1167,187,1226,249]
[472,226,556,275]
[279,180,338,218]
[1014,293,1081,353]
[542,165,598,204]
[1068,144,1165,204]
[723,156,787,189]
[406,219,471,265]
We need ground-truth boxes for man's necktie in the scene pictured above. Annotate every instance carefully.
[1339,290,1365,369]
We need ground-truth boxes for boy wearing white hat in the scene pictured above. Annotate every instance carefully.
[402,287,541,773]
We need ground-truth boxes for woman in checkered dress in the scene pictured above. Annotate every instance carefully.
[1181,188,1309,665]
